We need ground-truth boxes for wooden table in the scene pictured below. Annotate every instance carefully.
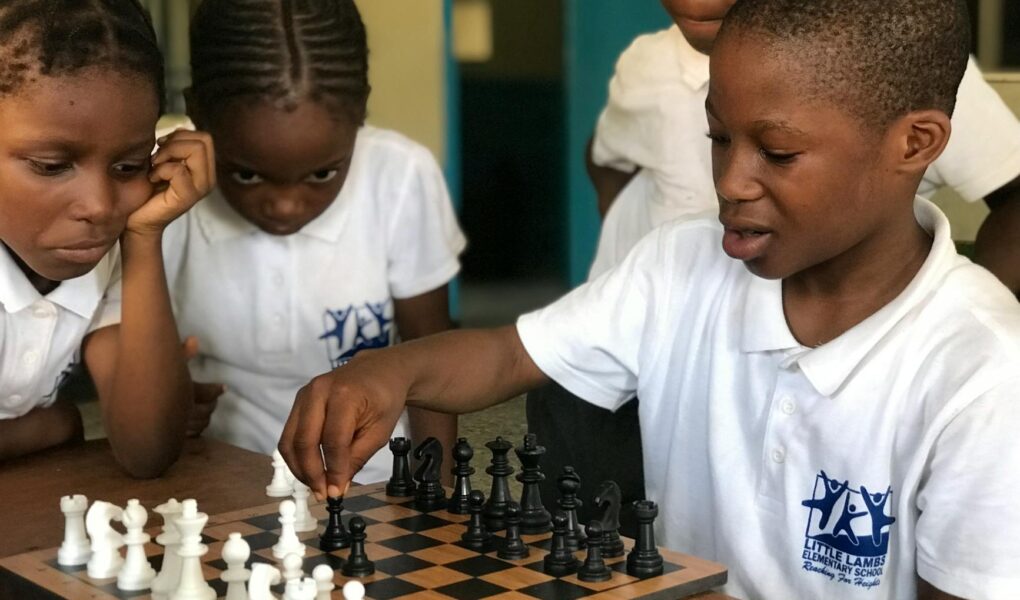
[0,437,270,559]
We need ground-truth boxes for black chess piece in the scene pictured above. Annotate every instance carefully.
[483,437,514,531]
[515,434,551,534]
[340,517,375,577]
[543,512,579,576]
[461,490,493,551]
[497,503,530,560]
[577,520,612,582]
[319,496,351,551]
[557,466,586,551]
[413,437,447,511]
[448,437,474,515]
[626,500,664,578]
[386,437,416,497]
[593,480,625,557]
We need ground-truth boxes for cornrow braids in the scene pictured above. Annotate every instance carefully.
[190,0,370,122]
[0,0,165,112]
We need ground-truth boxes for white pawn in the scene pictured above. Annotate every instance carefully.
[291,480,317,532]
[151,499,183,600]
[86,500,124,579]
[170,499,215,600]
[342,580,366,600]
[118,499,157,591]
[272,500,305,559]
[312,564,334,600]
[248,563,282,600]
[267,449,294,497]
[282,552,304,585]
[284,577,317,600]
[221,532,250,600]
[57,494,91,566]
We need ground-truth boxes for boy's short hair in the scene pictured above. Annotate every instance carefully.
[721,0,970,129]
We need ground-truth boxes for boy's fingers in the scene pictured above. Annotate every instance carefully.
[151,141,214,194]
[182,335,200,360]
[194,382,225,405]
[286,381,330,497]
[154,130,216,185]
[321,397,361,498]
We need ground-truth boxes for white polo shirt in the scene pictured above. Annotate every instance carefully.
[588,26,1020,278]
[163,126,466,483]
[518,198,1020,600]
[0,245,121,419]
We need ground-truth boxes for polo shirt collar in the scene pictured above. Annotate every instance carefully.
[671,25,710,91]
[196,186,348,244]
[0,243,113,319]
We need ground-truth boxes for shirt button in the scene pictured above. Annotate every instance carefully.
[771,447,787,463]
[22,350,40,367]
[781,398,796,415]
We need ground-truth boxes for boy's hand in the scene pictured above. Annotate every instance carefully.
[279,349,410,500]
[181,336,225,438]
[127,129,216,235]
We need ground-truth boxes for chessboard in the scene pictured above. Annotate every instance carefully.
[0,481,727,600]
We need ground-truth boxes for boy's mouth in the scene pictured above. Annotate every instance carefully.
[721,227,773,262]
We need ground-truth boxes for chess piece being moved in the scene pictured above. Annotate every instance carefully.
[593,480,625,557]
[248,563,282,600]
[557,466,586,551]
[497,502,529,560]
[86,500,124,579]
[57,494,91,566]
[515,433,551,534]
[319,496,351,551]
[342,580,366,600]
[118,499,157,591]
[626,500,664,578]
[543,512,579,576]
[292,479,318,532]
[152,499,184,599]
[267,449,295,497]
[341,517,375,577]
[221,532,251,600]
[413,437,447,511]
[172,499,216,600]
[312,564,334,600]
[577,521,612,583]
[273,499,306,559]
[448,437,474,514]
[386,437,416,497]
[483,437,514,531]
[460,490,493,551]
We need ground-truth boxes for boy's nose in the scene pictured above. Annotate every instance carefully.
[70,175,118,225]
[264,193,303,220]
[715,154,764,204]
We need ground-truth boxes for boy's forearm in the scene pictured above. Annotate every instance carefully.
[0,398,83,461]
[407,408,457,485]
[975,184,1020,295]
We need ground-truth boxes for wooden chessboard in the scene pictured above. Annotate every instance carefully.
[0,482,727,599]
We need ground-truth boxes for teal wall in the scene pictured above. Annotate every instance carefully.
[563,1,671,284]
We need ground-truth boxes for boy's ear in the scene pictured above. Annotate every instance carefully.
[891,109,952,175]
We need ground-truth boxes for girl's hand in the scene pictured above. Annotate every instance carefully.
[181,336,225,438]
[127,129,216,235]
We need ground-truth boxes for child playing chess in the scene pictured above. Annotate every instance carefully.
[163,0,465,483]
[0,1,215,473]
[280,0,1020,598]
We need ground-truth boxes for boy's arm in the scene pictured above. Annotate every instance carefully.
[394,285,457,485]
[586,136,640,219]
[83,130,215,478]
[279,325,547,499]
[974,175,1020,295]
[0,396,83,461]
[916,577,964,600]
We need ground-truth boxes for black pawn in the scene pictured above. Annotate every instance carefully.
[557,466,586,551]
[577,521,612,582]
[626,500,664,578]
[497,503,530,560]
[515,434,551,534]
[460,490,493,551]
[483,437,514,531]
[386,437,416,497]
[341,517,375,577]
[448,438,474,515]
[543,512,579,577]
[319,496,351,551]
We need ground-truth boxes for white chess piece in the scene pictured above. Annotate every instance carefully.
[86,500,124,579]
[248,563,282,600]
[57,494,91,566]
[272,500,306,559]
[342,580,366,600]
[284,577,317,600]
[151,498,183,600]
[312,564,334,600]
[267,449,294,497]
[291,480,317,532]
[281,553,304,585]
[221,532,251,600]
[118,499,157,591]
[170,499,216,600]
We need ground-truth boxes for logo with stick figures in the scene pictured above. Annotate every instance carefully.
[320,300,394,368]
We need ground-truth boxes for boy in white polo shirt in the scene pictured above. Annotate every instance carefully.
[280,0,1020,598]
[163,0,465,483]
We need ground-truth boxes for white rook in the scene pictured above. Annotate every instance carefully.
[57,494,91,566]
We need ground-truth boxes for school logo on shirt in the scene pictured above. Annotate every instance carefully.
[800,470,895,590]
[319,300,394,368]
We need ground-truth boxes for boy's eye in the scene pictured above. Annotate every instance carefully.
[112,162,148,177]
[706,132,731,146]
[305,169,339,184]
[761,148,799,165]
[27,159,72,176]
[231,170,265,185]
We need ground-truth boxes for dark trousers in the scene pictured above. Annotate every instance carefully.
[526,382,645,538]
